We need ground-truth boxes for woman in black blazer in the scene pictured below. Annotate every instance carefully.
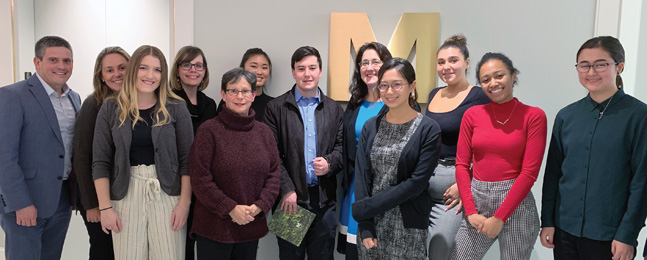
[352,58,441,259]
[338,42,391,260]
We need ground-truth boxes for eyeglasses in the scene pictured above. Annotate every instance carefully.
[575,62,617,73]
[180,62,206,71]
[225,89,253,98]
[378,82,407,92]
[359,59,383,68]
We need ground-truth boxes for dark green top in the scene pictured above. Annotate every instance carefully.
[541,89,647,246]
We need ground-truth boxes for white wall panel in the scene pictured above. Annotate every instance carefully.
[105,0,172,63]
[0,0,14,86]
[33,0,106,99]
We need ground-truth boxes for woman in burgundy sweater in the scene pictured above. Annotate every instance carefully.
[449,53,547,260]
[189,67,281,260]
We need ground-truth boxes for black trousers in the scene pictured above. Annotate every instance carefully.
[336,234,359,260]
[195,235,258,260]
[554,227,635,260]
[277,187,337,260]
[79,204,115,260]
[185,194,196,260]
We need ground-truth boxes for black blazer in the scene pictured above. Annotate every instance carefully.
[263,86,343,207]
[341,102,388,191]
[352,112,440,240]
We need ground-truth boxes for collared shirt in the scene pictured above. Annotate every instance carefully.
[295,88,320,186]
[36,73,76,180]
[541,89,647,246]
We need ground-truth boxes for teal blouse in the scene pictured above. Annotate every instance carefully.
[541,89,647,246]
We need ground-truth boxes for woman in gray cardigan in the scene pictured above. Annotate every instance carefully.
[92,45,194,259]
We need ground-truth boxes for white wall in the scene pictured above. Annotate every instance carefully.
[23,0,172,99]
[1,0,647,259]
[0,0,13,87]
[634,2,647,101]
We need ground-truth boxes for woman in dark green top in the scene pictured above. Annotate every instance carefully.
[540,36,647,260]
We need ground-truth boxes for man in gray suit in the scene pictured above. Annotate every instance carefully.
[0,36,81,260]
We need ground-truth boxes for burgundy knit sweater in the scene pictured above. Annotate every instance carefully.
[190,106,281,243]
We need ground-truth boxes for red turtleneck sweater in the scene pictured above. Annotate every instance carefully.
[455,98,547,222]
[190,106,281,243]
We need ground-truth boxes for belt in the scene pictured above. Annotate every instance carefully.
[438,158,456,167]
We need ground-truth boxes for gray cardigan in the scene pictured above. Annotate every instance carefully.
[92,98,194,200]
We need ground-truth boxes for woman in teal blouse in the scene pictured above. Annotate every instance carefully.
[540,36,647,260]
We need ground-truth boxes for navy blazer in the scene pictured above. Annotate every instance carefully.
[0,75,80,218]
[341,102,389,191]
[352,112,440,240]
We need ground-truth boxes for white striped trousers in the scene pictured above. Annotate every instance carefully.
[111,164,186,260]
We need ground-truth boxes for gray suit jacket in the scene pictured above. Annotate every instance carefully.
[0,75,81,217]
[92,98,193,200]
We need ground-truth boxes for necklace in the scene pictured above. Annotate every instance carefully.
[598,95,613,120]
[491,99,518,125]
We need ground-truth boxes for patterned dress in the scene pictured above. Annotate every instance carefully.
[358,114,427,260]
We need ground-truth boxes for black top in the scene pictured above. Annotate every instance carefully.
[173,88,217,133]
[217,92,274,122]
[72,95,101,209]
[424,86,490,159]
[130,106,155,166]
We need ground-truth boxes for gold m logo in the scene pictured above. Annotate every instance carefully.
[328,13,440,103]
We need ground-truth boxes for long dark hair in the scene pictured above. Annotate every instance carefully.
[377,58,419,109]
[349,42,392,108]
[577,36,625,88]
[239,48,272,87]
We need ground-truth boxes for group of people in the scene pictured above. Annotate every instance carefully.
[0,33,645,260]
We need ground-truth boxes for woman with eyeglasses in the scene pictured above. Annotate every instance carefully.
[449,52,547,260]
[540,36,647,260]
[337,42,391,260]
[189,68,280,260]
[424,35,490,260]
[171,46,217,134]
[170,46,216,259]
[352,58,441,259]
[217,48,274,122]
[93,45,194,259]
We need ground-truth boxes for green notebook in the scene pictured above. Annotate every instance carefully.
[268,204,316,247]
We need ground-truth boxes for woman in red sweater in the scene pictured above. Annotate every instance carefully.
[189,68,281,260]
[449,53,547,260]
